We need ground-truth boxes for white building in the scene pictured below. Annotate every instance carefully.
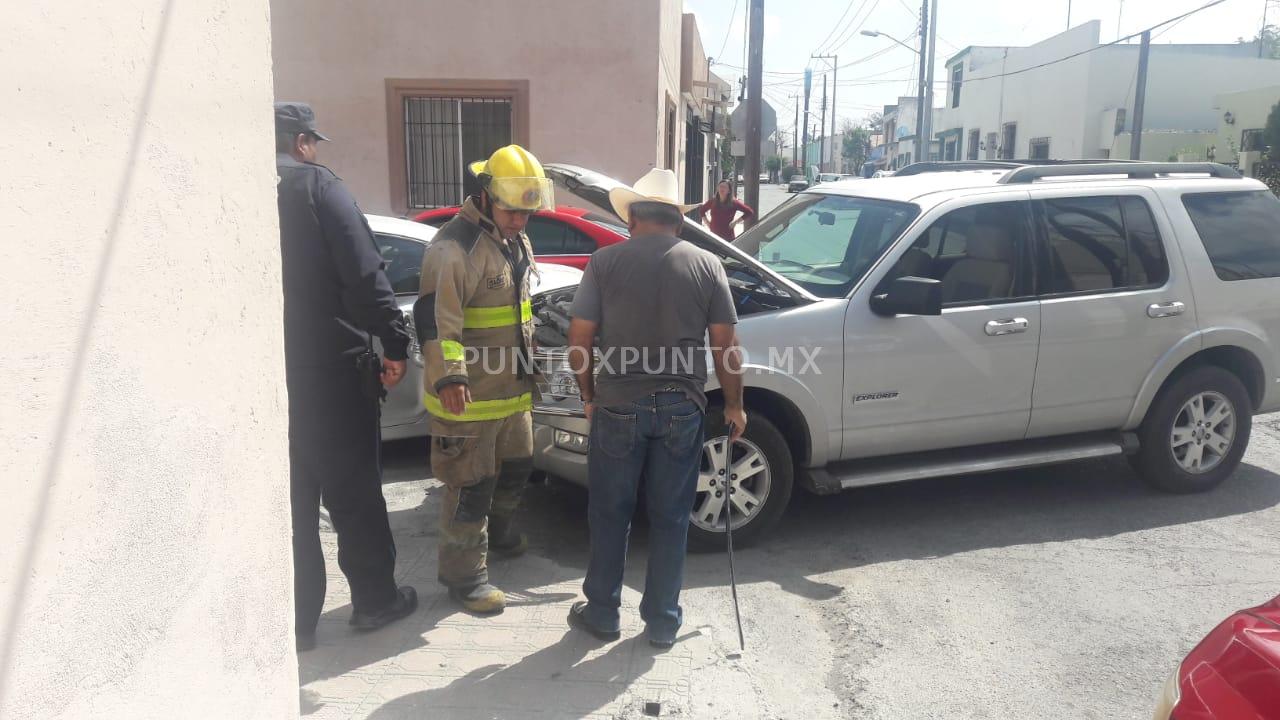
[929,21,1280,162]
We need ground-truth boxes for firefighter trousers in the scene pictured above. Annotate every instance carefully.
[431,411,533,588]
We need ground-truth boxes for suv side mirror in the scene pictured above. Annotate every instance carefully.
[870,276,943,317]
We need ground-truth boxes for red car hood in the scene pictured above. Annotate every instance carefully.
[1174,596,1280,719]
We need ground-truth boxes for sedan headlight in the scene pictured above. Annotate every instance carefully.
[402,311,423,365]
[1152,665,1182,720]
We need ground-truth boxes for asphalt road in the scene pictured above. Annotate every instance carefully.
[385,414,1280,719]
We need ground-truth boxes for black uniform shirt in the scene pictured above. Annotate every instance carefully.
[276,153,410,370]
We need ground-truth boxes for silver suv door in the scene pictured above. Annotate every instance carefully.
[1026,187,1196,437]
[843,195,1041,458]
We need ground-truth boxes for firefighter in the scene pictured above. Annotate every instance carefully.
[415,145,551,614]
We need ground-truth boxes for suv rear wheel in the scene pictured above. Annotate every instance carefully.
[1132,365,1252,493]
[688,408,794,550]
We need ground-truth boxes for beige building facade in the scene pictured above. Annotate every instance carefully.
[1,1,295,718]
[271,0,725,217]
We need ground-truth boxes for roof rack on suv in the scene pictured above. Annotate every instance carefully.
[893,161,1023,176]
[893,159,1146,177]
[998,162,1241,184]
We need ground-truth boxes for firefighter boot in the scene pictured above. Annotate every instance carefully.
[449,583,506,614]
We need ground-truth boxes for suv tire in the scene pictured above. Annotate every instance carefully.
[688,407,794,550]
[1132,365,1251,494]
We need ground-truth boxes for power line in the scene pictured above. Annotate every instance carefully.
[813,0,865,56]
[958,0,1230,84]
[716,0,740,59]
[825,0,885,54]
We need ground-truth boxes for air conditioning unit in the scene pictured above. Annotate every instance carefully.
[1239,150,1264,178]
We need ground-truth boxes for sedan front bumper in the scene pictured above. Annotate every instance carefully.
[532,407,591,487]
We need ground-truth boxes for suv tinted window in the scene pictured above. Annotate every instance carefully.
[1037,195,1168,294]
[1182,191,1280,281]
[526,216,596,255]
[375,234,426,294]
[881,201,1031,305]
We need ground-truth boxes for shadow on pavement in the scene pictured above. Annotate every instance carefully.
[384,437,1280,603]
[363,633,655,720]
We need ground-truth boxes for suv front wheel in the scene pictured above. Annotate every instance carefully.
[1132,365,1252,493]
[688,408,794,550]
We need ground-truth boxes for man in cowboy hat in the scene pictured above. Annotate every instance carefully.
[416,144,552,614]
[564,168,746,649]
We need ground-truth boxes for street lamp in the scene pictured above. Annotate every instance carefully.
[860,29,920,55]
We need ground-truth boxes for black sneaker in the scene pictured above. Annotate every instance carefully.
[648,637,675,650]
[567,601,621,642]
[349,586,418,632]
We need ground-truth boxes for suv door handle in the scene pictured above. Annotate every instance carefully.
[1147,301,1186,319]
[984,318,1029,336]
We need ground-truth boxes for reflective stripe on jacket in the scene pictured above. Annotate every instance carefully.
[415,198,538,425]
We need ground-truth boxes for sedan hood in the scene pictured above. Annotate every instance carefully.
[543,163,816,301]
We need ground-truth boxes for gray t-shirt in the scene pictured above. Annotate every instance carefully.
[570,233,738,411]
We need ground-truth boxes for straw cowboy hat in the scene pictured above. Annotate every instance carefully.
[608,168,700,224]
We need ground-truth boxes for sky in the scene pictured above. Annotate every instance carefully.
[682,0,1275,143]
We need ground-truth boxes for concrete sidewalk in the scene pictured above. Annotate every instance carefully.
[297,444,768,720]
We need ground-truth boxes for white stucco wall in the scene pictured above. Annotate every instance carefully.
[0,2,296,718]
[270,0,663,215]
[936,22,1280,161]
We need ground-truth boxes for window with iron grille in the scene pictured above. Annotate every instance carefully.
[968,129,980,160]
[403,96,512,210]
[1000,123,1017,160]
[1029,137,1050,160]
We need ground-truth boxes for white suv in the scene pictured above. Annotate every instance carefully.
[532,162,1280,547]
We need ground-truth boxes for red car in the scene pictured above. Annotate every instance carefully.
[1155,595,1280,719]
[413,205,628,270]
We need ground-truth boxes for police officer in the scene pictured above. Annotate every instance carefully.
[276,101,417,651]
[416,145,550,614]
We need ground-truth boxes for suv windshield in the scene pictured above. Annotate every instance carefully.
[734,194,919,297]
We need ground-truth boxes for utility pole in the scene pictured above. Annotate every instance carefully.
[744,0,764,225]
[1130,29,1150,160]
[914,0,929,162]
[1262,0,1271,59]
[802,68,813,175]
[1067,0,1072,30]
[922,0,938,160]
[792,93,800,169]
[819,74,828,173]
[812,53,838,171]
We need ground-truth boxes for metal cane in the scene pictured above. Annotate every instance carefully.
[721,424,746,652]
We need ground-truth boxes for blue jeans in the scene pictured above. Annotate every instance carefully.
[582,392,704,643]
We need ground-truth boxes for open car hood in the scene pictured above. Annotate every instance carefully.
[543,163,817,302]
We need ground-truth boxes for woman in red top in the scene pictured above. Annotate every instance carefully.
[699,180,756,242]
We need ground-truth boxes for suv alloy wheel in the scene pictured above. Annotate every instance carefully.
[1131,365,1253,493]
[689,408,794,549]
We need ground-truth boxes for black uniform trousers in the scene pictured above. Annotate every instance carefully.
[288,364,399,636]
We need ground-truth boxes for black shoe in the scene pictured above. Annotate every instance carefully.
[648,637,675,650]
[567,601,621,642]
[296,632,317,653]
[349,586,418,632]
